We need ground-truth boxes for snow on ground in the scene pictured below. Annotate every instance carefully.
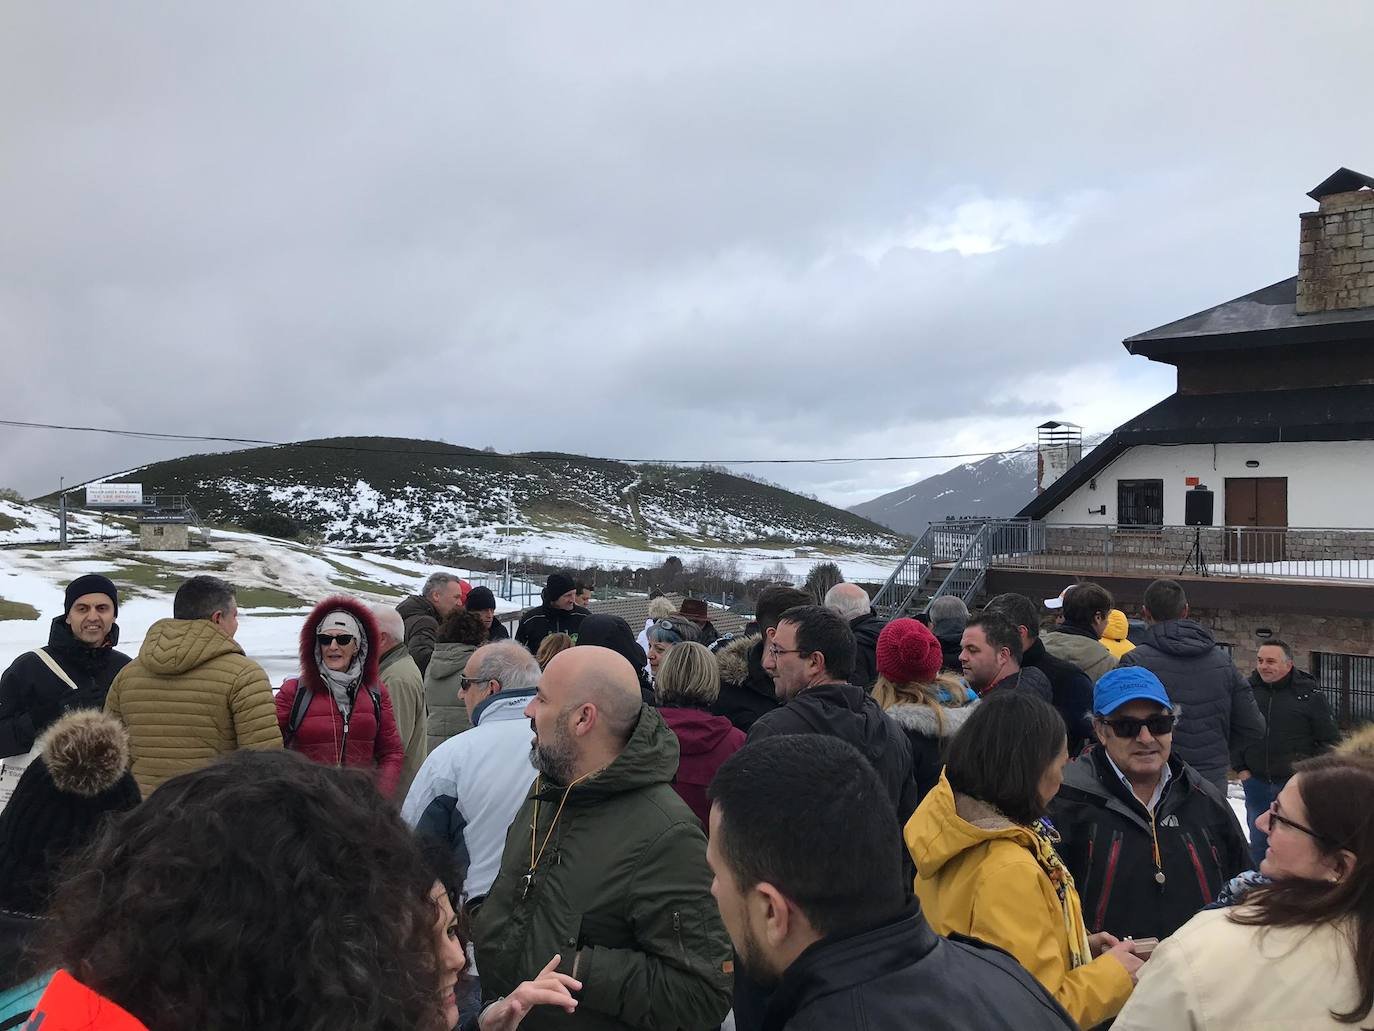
[1,521,897,685]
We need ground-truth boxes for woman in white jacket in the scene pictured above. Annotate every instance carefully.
[1114,751,1374,1030]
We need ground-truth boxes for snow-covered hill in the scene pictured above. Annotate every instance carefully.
[849,436,1107,536]
[60,438,908,555]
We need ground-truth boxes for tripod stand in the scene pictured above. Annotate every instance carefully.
[1180,526,1210,577]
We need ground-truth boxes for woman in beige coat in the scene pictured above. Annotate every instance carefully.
[1114,751,1374,1029]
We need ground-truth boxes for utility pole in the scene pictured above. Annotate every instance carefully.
[58,477,67,549]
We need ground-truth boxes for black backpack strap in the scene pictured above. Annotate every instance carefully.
[282,681,314,748]
[369,685,382,724]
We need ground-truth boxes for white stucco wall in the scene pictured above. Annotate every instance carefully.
[1041,441,1374,528]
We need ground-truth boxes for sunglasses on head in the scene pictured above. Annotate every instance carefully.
[1100,712,1177,738]
[316,634,355,648]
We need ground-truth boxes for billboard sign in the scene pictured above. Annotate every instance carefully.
[85,483,144,507]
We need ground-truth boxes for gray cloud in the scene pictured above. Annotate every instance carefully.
[2,2,1370,508]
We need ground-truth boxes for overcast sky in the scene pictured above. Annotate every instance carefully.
[3,3,1371,508]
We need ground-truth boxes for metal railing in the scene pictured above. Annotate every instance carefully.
[872,519,990,618]
[1313,652,1374,727]
[999,522,1374,582]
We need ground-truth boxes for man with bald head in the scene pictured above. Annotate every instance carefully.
[823,581,886,689]
[473,646,733,1031]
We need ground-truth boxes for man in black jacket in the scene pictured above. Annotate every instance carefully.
[984,593,1095,755]
[0,575,131,759]
[512,572,585,656]
[397,571,467,675]
[822,582,884,689]
[707,735,1077,1031]
[711,585,810,732]
[1049,665,1250,942]
[1117,579,1265,794]
[928,595,968,673]
[750,605,915,821]
[1236,639,1339,866]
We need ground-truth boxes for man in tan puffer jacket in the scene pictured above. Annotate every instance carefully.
[105,576,280,796]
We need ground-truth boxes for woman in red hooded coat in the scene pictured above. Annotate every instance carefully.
[276,595,405,799]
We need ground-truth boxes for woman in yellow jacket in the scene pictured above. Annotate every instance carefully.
[905,691,1142,1029]
[1098,609,1136,660]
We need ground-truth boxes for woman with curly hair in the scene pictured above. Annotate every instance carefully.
[14,750,579,1031]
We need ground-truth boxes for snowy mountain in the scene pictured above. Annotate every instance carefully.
[62,438,909,554]
[849,437,1106,536]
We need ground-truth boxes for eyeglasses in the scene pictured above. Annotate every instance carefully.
[765,644,811,659]
[1100,713,1177,739]
[316,634,355,648]
[1267,799,1333,846]
[459,675,496,692]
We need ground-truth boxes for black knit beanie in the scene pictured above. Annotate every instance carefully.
[465,586,497,611]
[0,709,141,915]
[542,573,576,605]
[64,574,119,616]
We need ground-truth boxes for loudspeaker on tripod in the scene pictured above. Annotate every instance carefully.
[1185,484,1213,527]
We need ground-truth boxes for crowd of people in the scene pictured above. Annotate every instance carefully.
[0,565,1371,1030]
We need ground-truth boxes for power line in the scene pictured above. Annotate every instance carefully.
[0,417,1036,466]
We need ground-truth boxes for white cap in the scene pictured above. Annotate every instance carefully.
[316,610,363,641]
[1043,586,1074,610]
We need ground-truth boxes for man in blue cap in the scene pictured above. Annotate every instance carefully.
[1047,666,1250,943]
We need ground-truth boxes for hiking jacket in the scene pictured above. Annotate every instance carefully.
[1048,748,1250,941]
[473,706,732,1031]
[1022,638,1095,756]
[751,681,917,824]
[0,618,130,758]
[275,597,405,799]
[1041,623,1118,683]
[402,687,538,899]
[906,773,1134,1030]
[711,635,778,732]
[513,604,585,656]
[1099,610,1136,660]
[397,594,442,675]
[846,612,885,690]
[13,970,147,1031]
[1114,908,1364,1031]
[424,641,476,751]
[657,706,745,830]
[104,620,280,796]
[379,644,427,800]
[1238,668,1339,782]
[760,906,1077,1031]
[1118,620,1266,790]
[882,696,979,804]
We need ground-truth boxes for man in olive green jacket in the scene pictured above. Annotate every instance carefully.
[372,604,428,800]
[104,576,280,797]
[473,647,732,1030]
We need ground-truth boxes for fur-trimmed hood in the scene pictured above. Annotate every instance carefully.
[1338,722,1374,761]
[715,633,760,688]
[296,595,383,697]
[884,698,980,740]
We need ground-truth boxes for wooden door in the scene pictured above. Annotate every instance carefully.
[1225,477,1288,563]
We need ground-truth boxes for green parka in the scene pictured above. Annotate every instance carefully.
[473,706,732,1031]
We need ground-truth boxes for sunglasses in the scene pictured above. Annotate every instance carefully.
[316,634,355,648]
[458,675,495,692]
[1100,713,1177,738]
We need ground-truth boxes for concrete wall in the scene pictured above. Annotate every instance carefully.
[1042,441,1374,529]
[139,523,190,550]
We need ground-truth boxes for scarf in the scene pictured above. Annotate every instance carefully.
[315,632,368,718]
[1033,818,1093,969]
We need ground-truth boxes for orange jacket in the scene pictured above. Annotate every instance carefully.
[23,970,148,1030]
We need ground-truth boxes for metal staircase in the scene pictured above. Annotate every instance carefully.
[873,518,1037,617]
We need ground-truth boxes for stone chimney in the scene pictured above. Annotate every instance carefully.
[1297,167,1374,315]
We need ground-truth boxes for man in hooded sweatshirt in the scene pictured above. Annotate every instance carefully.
[514,573,585,656]
[104,575,280,797]
[0,575,131,761]
[1117,579,1265,795]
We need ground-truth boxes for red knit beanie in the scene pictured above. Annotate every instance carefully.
[876,618,943,685]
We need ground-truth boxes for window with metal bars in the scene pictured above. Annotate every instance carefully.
[1117,479,1164,527]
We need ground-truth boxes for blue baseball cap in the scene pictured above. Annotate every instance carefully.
[1094,667,1172,715]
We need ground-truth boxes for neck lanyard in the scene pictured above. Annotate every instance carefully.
[522,772,593,901]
